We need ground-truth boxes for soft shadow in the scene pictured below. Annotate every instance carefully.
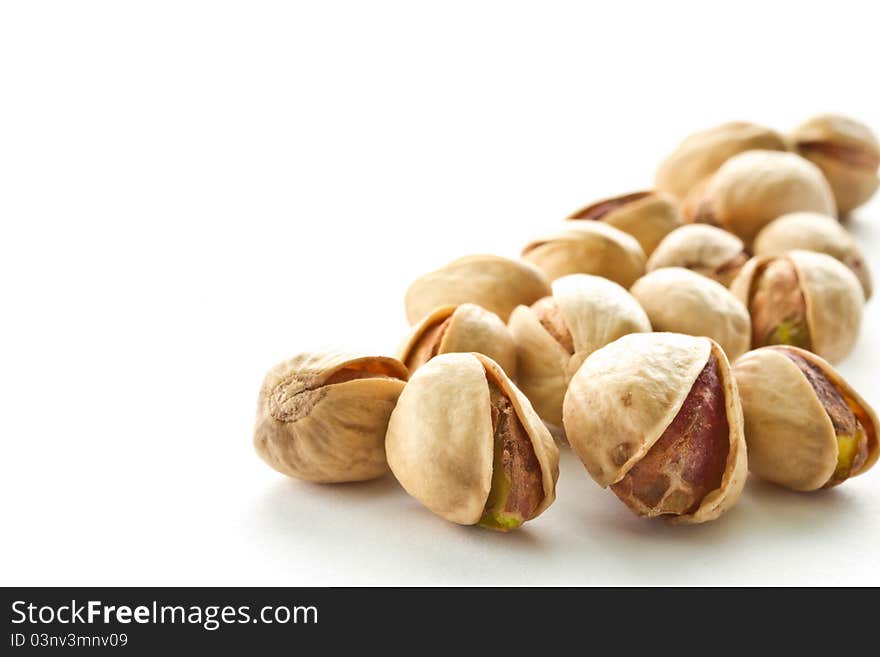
[248,472,552,577]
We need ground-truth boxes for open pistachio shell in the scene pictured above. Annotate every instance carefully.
[521,222,646,287]
[508,274,651,427]
[253,351,409,483]
[566,190,683,256]
[386,353,559,530]
[404,255,550,325]
[655,121,788,201]
[630,268,751,362]
[689,150,837,246]
[733,346,878,490]
[753,211,872,300]
[790,114,880,215]
[730,250,864,364]
[646,224,748,287]
[563,333,747,524]
[398,303,517,378]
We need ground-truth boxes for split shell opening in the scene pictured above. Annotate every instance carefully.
[385,352,559,531]
[253,351,409,483]
[732,346,878,491]
[562,332,747,524]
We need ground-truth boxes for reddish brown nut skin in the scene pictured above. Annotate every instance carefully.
[403,316,451,372]
[568,191,653,222]
[611,355,730,516]
[778,349,869,486]
[481,380,544,528]
[797,141,880,171]
[749,258,811,350]
[714,250,750,286]
[530,297,574,353]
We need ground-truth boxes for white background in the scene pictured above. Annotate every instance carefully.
[2,1,878,586]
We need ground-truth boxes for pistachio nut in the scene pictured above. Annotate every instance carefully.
[562,333,747,524]
[566,190,683,256]
[730,250,864,363]
[630,268,751,362]
[404,254,550,325]
[521,222,646,287]
[253,351,409,483]
[646,224,749,287]
[753,211,872,299]
[790,113,880,215]
[508,274,651,427]
[386,353,559,531]
[398,303,517,378]
[655,121,788,201]
[733,346,878,490]
[687,150,836,246]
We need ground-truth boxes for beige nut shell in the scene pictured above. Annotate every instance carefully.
[753,211,873,300]
[404,254,551,325]
[791,114,880,215]
[508,274,651,426]
[699,150,836,246]
[521,222,646,287]
[647,224,746,286]
[398,303,517,377]
[253,351,408,483]
[567,190,683,256]
[730,250,865,364]
[655,121,788,200]
[562,333,747,524]
[732,346,879,490]
[630,268,751,362]
[385,352,559,526]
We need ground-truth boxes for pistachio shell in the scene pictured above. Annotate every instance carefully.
[404,255,550,325]
[521,222,646,287]
[253,351,408,483]
[646,224,748,287]
[398,303,517,378]
[733,346,878,490]
[386,352,559,526]
[630,268,751,362]
[691,150,836,246]
[562,333,747,524]
[730,251,864,363]
[655,121,788,200]
[753,211,872,299]
[508,274,651,426]
[790,114,880,214]
[567,190,683,256]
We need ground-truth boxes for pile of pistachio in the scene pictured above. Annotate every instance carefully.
[254,113,879,530]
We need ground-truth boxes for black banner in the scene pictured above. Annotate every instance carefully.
[0,587,855,652]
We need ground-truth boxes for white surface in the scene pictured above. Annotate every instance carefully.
[2,1,879,586]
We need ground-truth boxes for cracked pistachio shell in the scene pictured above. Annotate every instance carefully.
[398,303,517,378]
[253,351,409,483]
[733,346,878,490]
[753,212,872,300]
[404,255,550,325]
[790,114,880,215]
[508,274,651,427]
[630,268,751,362]
[566,190,683,256]
[521,222,646,287]
[386,352,559,526]
[562,333,747,524]
[655,121,788,201]
[690,150,836,246]
[647,224,748,287]
[730,250,864,364]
